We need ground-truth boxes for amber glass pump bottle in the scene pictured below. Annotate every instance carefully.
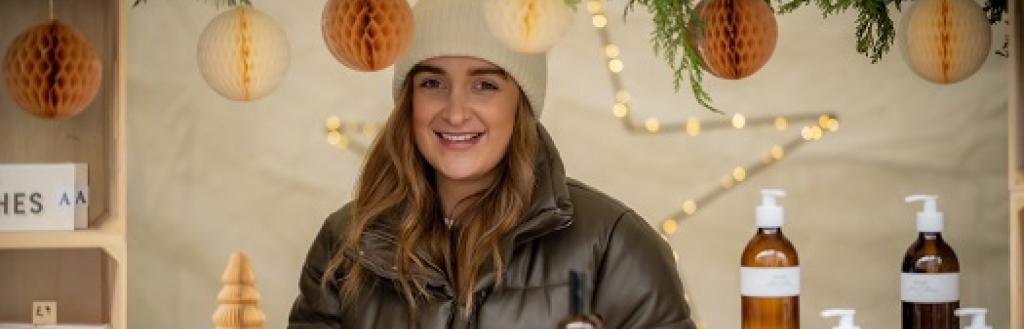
[741,189,799,329]
[902,195,959,329]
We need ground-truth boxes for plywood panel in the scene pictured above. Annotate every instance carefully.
[0,249,110,324]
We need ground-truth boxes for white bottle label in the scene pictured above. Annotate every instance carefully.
[900,273,959,303]
[740,267,800,297]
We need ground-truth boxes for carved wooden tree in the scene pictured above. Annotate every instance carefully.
[212,251,265,329]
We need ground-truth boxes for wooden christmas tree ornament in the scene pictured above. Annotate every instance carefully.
[212,251,265,329]
[689,0,778,80]
[3,20,102,119]
[322,0,414,72]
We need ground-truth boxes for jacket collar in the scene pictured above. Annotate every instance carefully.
[357,123,575,293]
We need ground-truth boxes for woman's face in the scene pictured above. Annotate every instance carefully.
[410,56,521,184]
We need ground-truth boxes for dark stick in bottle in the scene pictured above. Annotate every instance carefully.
[557,271,603,329]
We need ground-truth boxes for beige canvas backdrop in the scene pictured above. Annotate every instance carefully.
[127,0,1010,328]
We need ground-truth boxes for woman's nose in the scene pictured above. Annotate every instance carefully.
[441,89,470,125]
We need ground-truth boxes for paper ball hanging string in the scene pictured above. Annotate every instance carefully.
[3,20,102,120]
[197,6,290,101]
[322,0,414,72]
[898,0,992,84]
[688,0,778,80]
[484,0,575,54]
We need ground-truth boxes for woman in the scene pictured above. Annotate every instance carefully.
[288,0,695,327]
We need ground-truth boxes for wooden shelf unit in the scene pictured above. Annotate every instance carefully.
[0,0,126,328]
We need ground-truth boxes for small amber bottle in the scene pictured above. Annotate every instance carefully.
[741,189,799,329]
[902,195,959,329]
[556,271,603,329]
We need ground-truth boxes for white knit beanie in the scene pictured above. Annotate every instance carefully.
[391,0,548,117]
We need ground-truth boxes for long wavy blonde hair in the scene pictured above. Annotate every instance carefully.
[322,74,539,319]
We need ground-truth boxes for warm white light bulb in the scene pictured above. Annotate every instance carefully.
[645,118,661,133]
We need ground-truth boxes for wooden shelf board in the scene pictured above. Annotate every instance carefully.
[0,215,124,258]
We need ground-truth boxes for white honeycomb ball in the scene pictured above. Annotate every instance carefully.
[483,0,574,53]
[197,6,290,101]
[899,0,991,84]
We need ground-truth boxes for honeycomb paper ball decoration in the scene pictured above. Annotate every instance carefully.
[484,0,574,53]
[688,0,778,80]
[197,6,290,101]
[322,0,414,72]
[898,0,991,84]
[3,20,102,119]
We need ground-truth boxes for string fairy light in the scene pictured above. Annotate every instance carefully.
[324,116,373,154]
[327,0,841,235]
[585,7,837,324]
[325,1,840,323]
[658,118,837,225]
[325,1,841,229]
[317,9,836,329]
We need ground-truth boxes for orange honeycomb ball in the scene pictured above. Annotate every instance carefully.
[3,20,102,119]
[689,0,778,80]
[322,0,413,72]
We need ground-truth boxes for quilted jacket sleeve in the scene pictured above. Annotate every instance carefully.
[287,213,345,329]
[592,210,697,329]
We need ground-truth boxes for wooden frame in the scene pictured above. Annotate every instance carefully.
[1010,0,1022,326]
[0,0,126,328]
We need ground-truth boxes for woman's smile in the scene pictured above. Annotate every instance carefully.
[436,131,486,150]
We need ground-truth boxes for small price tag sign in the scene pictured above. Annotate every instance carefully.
[32,300,57,325]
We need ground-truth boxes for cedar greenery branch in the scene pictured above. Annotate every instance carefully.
[564,0,1007,113]
[775,0,1008,62]
[621,0,716,112]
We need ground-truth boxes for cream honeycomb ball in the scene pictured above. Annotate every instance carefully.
[484,0,574,53]
[197,6,290,101]
[899,0,991,84]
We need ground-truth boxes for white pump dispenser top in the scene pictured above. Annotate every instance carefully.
[756,189,786,228]
[821,309,860,329]
[955,308,992,329]
[905,195,944,233]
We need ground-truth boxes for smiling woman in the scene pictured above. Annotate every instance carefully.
[285,0,696,328]
[411,57,523,213]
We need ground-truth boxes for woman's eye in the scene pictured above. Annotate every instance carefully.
[474,80,499,91]
[419,78,443,89]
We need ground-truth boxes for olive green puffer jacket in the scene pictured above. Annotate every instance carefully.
[287,125,696,328]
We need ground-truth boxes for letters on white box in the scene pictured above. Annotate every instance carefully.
[0,163,89,231]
